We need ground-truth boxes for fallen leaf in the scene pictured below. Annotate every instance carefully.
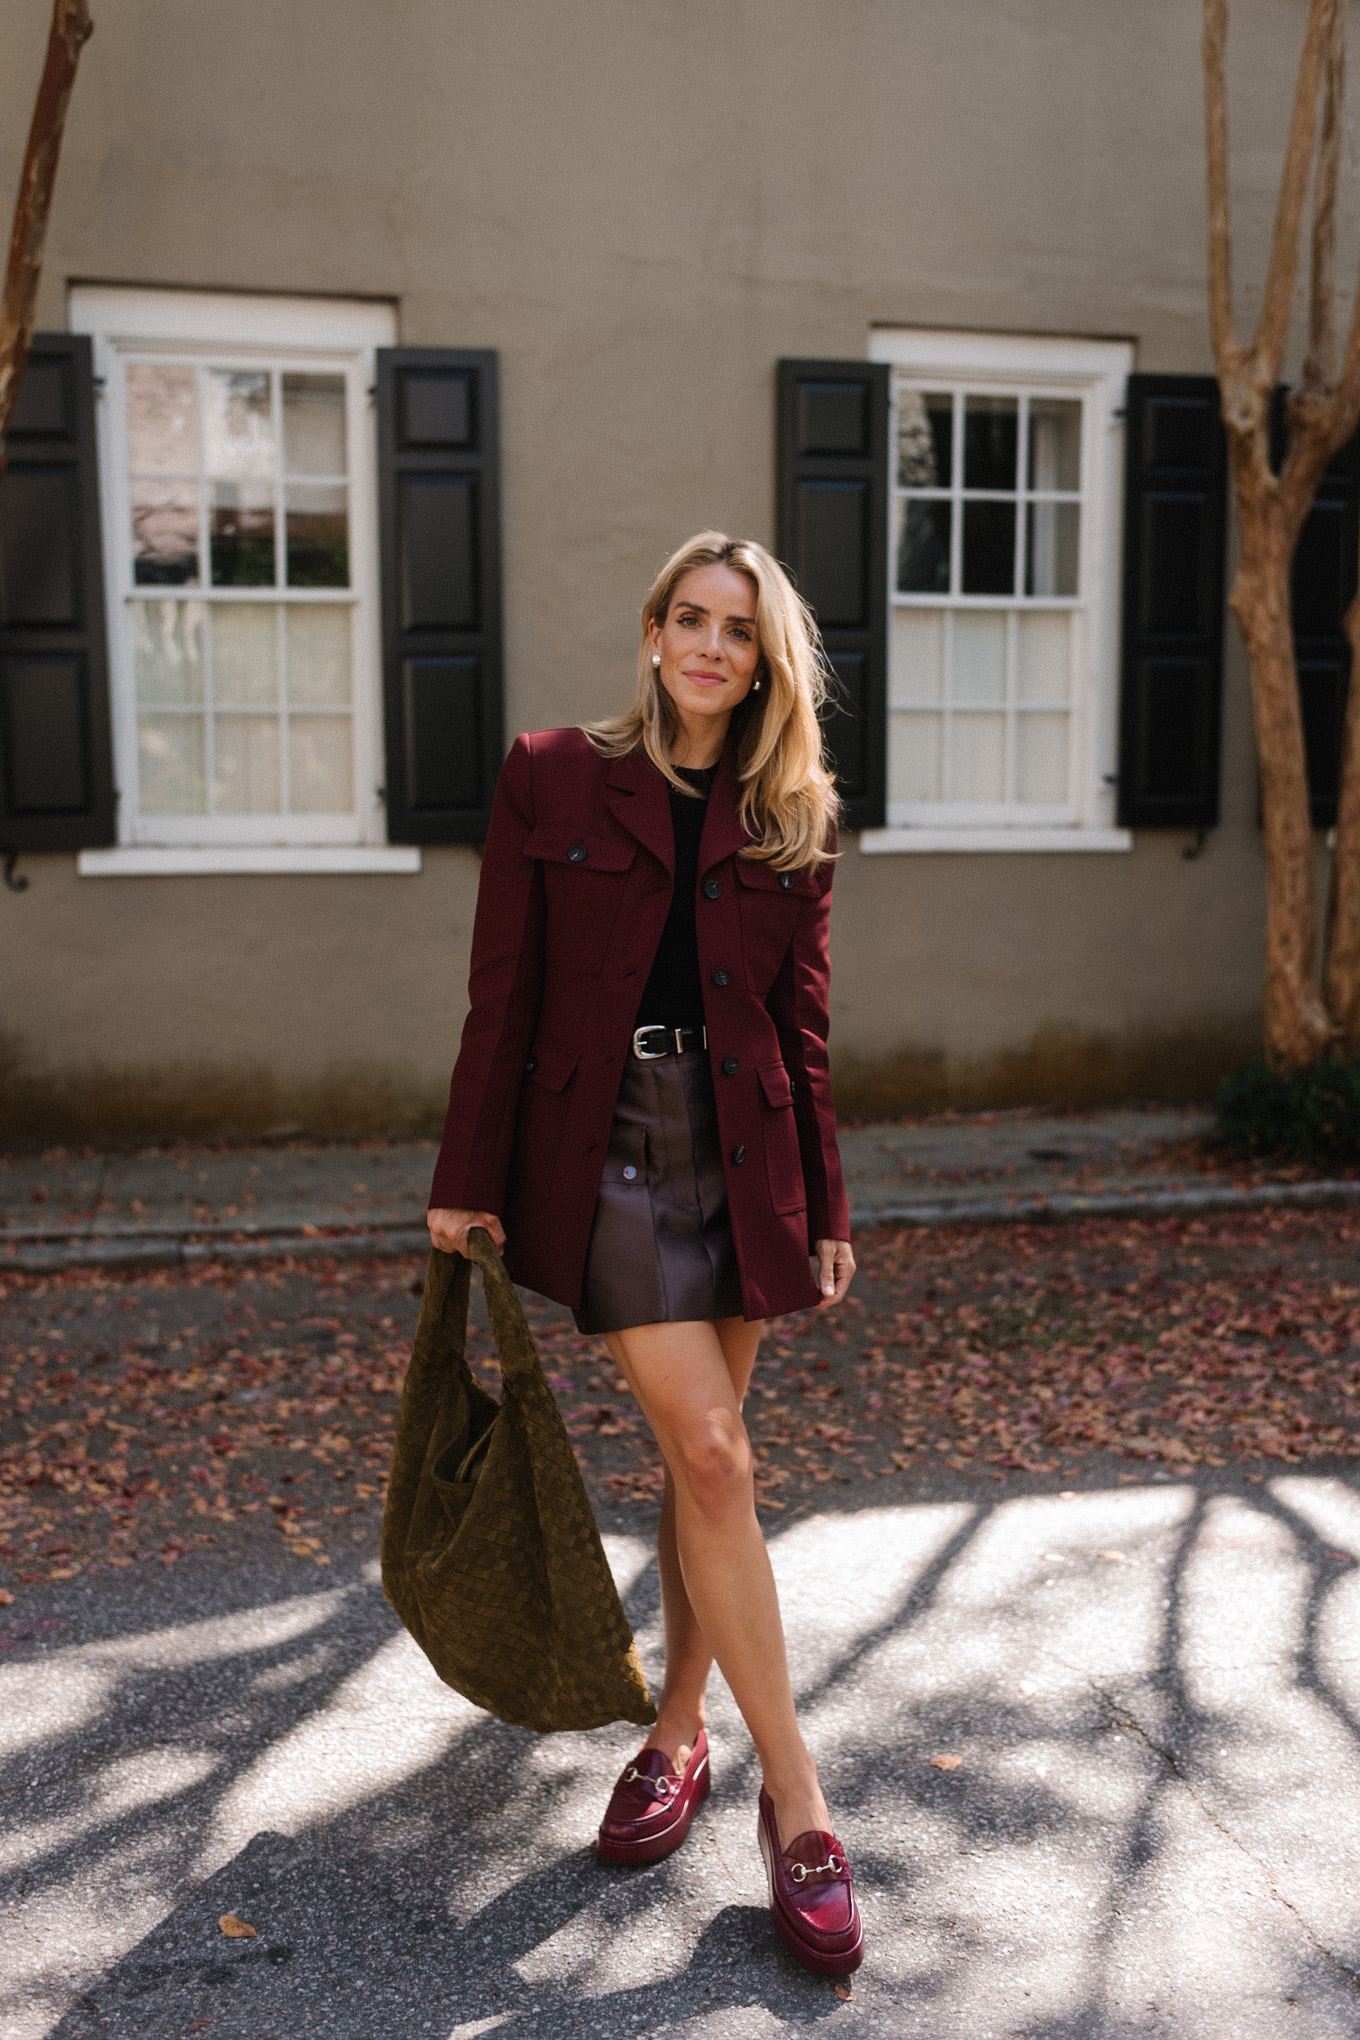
[48,1566,78,1581]
[929,1752,963,1770]
[1018,1681,1037,1696]
[1098,1549,1129,1564]
[217,1914,257,1939]
[0,1589,13,1606]
[834,1981,855,2000]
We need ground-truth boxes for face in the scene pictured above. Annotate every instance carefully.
[649,563,762,731]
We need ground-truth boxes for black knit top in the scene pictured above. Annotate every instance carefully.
[634,764,715,1031]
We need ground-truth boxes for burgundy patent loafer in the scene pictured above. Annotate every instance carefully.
[597,1730,711,1865]
[757,1786,864,1976]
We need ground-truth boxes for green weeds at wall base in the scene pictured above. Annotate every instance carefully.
[1215,1058,1360,1165]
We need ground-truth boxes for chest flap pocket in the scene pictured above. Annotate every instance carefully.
[734,856,812,992]
[525,823,638,974]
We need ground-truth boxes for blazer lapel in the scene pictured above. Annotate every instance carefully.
[604,747,674,874]
[698,737,755,876]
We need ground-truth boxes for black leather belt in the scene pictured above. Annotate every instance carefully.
[632,1024,708,1061]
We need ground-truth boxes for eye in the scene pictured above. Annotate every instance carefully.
[730,625,753,641]
[676,610,700,627]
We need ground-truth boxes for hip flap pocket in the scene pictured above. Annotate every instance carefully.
[757,1061,806,1215]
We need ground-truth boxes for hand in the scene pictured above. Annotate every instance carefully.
[427,1207,506,1257]
[814,1238,855,1305]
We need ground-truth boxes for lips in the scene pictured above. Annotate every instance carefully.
[683,669,727,685]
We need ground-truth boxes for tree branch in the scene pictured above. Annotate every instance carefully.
[0,0,94,466]
[1252,0,1335,390]
[1303,0,1345,393]
[1203,0,1238,375]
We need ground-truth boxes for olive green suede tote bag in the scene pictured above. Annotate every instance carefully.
[381,1229,656,1733]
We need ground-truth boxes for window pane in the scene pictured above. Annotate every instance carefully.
[1025,502,1080,597]
[211,603,278,706]
[285,483,349,587]
[133,599,204,706]
[890,608,944,706]
[127,364,198,477]
[1016,712,1069,804]
[1027,399,1081,492]
[203,370,275,479]
[214,714,281,814]
[1017,612,1070,704]
[139,712,206,814]
[897,390,952,488]
[951,612,1006,706]
[963,395,1017,490]
[210,481,276,587]
[891,711,942,802]
[288,715,352,812]
[283,374,347,476]
[896,499,951,594]
[948,713,1006,803]
[961,501,1015,594]
[286,606,351,706]
[132,478,199,585]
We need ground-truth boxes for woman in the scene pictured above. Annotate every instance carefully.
[427,531,862,1977]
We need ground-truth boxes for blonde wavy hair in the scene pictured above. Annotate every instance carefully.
[583,532,839,870]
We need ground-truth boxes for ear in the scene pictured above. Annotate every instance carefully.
[647,616,663,654]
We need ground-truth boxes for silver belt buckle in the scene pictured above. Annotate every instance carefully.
[632,1025,670,1061]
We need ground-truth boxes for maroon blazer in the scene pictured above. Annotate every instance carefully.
[428,725,850,1320]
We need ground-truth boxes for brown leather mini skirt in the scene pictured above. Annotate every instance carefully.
[574,1049,745,1335]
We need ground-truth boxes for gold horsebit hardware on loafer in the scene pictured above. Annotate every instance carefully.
[790,1854,845,1883]
[624,1764,679,1799]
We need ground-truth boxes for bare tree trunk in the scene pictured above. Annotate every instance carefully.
[1204,0,1360,1066]
[0,0,94,462]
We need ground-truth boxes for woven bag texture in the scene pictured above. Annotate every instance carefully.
[381,1229,656,1732]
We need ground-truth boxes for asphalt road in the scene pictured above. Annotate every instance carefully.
[3,1458,1360,2038]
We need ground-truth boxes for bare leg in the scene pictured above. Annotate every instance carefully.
[603,1316,830,1844]
[618,1317,760,1766]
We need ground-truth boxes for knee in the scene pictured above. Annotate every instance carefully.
[672,1413,752,1519]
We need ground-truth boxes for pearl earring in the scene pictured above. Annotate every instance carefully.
[753,678,761,691]
[651,653,660,668]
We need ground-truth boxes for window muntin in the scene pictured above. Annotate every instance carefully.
[118,355,359,828]
[890,374,1089,825]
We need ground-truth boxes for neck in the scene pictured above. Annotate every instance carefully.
[668,711,728,771]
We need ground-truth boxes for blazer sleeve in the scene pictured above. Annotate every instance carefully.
[428,735,545,1214]
[764,843,851,1245]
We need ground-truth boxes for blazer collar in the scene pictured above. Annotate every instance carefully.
[604,746,674,874]
[697,736,755,876]
[603,735,753,878]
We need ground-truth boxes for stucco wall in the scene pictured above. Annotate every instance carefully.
[0,0,1336,1134]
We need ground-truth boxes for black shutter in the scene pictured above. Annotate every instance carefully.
[0,333,114,853]
[776,359,889,831]
[1117,373,1228,829]
[376,348,503,844]
[1269,392,1360,828]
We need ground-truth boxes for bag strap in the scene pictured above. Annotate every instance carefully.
[464,1226,543,1386]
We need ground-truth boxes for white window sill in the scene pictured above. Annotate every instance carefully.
[77,845,422,877]
[858,827,1133,856]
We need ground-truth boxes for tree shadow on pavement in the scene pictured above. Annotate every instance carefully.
[8,1465,1360,2037]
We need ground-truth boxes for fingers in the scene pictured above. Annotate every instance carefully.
[426,1209,506,1257]
[814,1239,856,1307]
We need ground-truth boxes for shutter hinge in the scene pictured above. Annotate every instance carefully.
[1182,828,1209,861]
[3,849,29,893]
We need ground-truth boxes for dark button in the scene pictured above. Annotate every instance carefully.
[779,871,796,890]
[711,967,731,988]
[702,878,722,900]
[731,1145,746,1164]
[567,840,587,863]
[789,1076,797,1096]
[525,1056,538,1074]
[722,1056,739,1076]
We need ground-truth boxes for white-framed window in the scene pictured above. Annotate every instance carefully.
[69,287,415,875]
[864,330,1134,855]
